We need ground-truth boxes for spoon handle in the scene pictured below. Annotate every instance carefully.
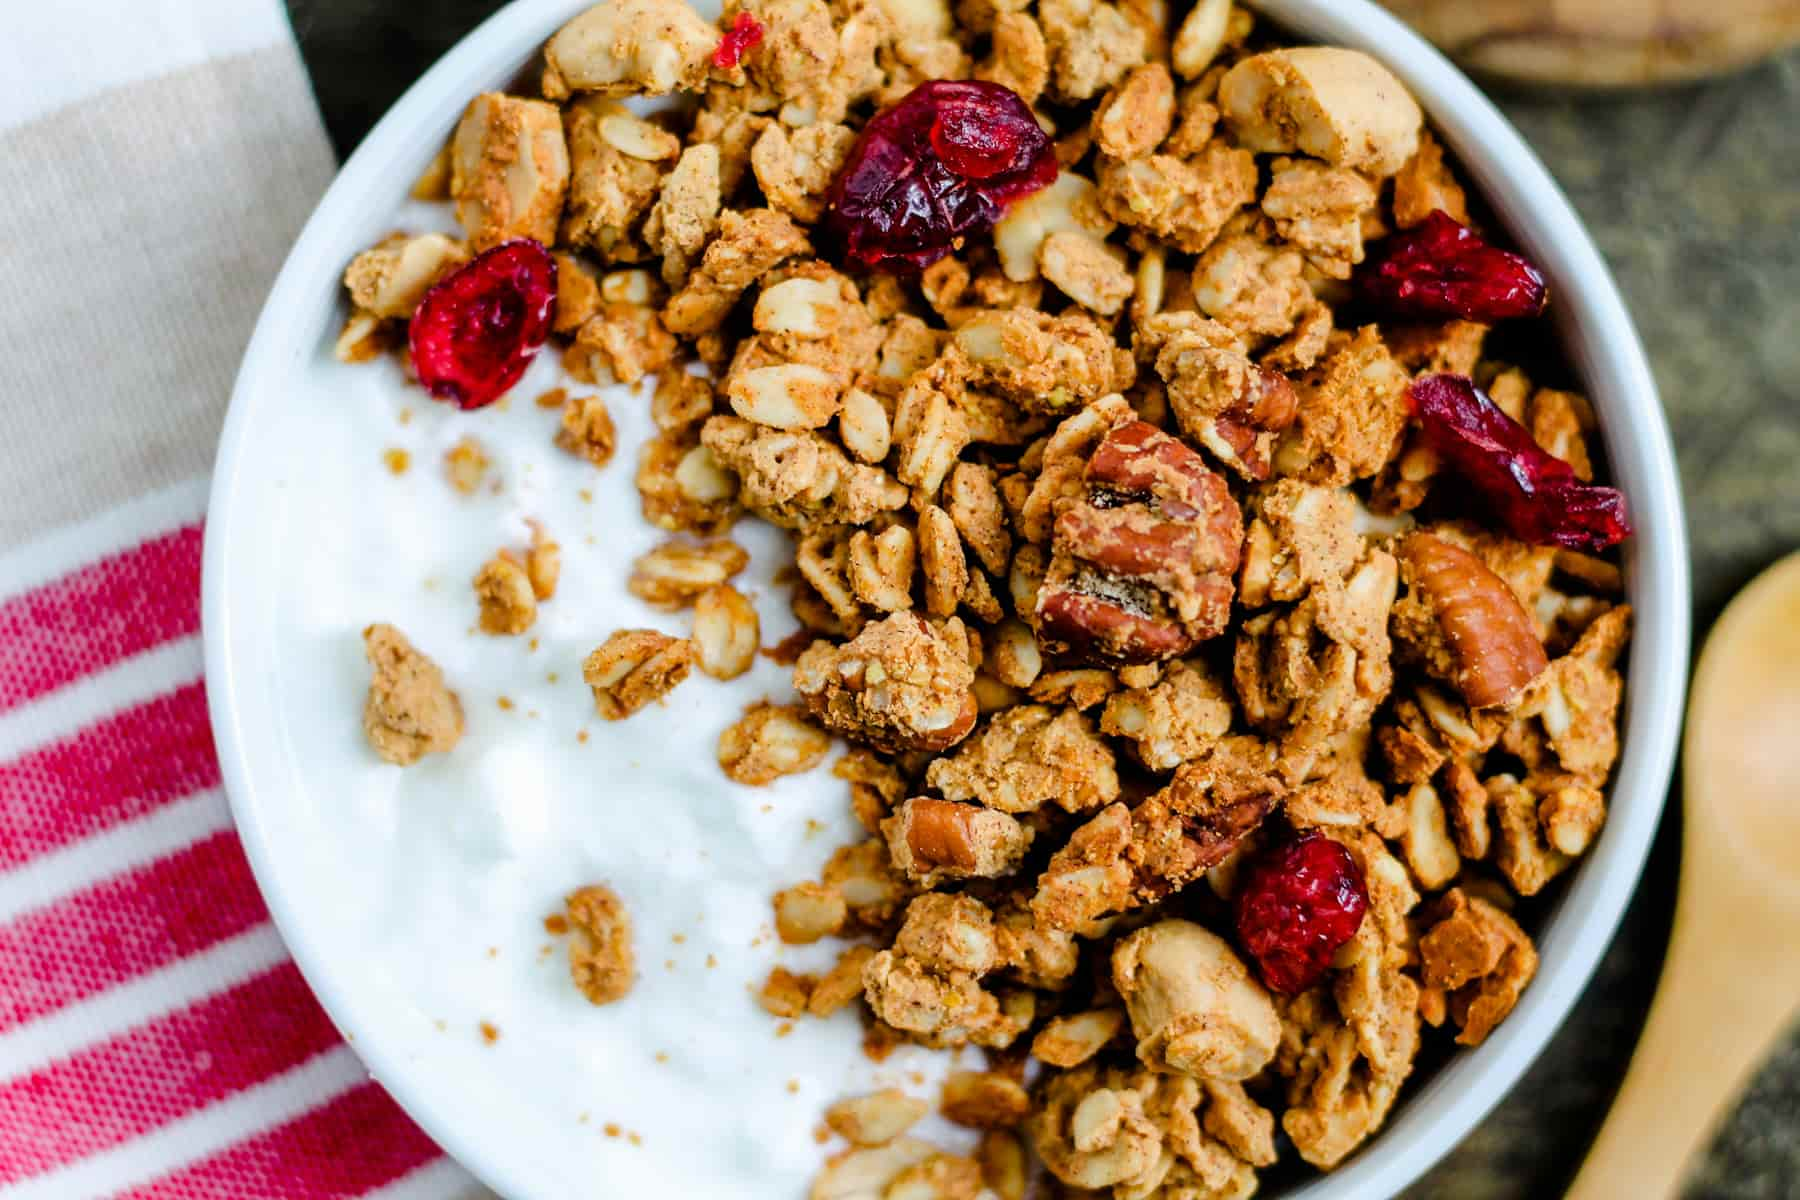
[1564,861,1800,1199]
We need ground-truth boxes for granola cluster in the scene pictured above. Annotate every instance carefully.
[343,0,1634,1190]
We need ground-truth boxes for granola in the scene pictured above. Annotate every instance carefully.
[339,0,1637,1188]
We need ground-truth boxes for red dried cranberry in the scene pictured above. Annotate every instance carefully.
[1234,831,1368,995]
[408,239,556,410]
[712,11,764,69]
[1411,373,1632,551]
[823,80,1056,272]
[1358,210,1547,322]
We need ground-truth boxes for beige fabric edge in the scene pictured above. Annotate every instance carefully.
[0,44,335,551]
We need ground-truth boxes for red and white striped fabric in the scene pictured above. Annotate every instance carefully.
[0,3,481,1196]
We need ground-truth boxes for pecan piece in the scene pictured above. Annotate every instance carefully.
[883,797,1033,885]
[1394,532,1549,709]
[1036,420,1243,665]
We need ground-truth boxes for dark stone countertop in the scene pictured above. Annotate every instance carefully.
[283,3,1800,1192]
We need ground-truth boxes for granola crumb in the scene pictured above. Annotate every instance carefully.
[382,448,409,475]
[479,1021,500,1045]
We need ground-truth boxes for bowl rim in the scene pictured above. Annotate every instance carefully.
[203,0,1691,1195]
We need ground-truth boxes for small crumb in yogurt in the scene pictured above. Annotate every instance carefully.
[497,696,514,711]
[544,914,569,935]
[479,1021,501,1044]
[537,386,567,409]
[383,448,410,475]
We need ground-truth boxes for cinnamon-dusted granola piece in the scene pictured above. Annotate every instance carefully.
[361,624,463,766]
[793,612,979,753]
[558,98,664,258]
[1391,127,1468,229]
[926,704,1119,815]
[1113,918,1281,1081]
[1418,887,1538,1046]
[1096,141,1258,253]
[628,538,750,609]
[944,462,1011,576]
[1029,1064,1268,1195]
[773,881,849,944]
[665,208,812,336]
[1037,0,1148,101]
[824,1090,931,1147]
[883,798,1033,885]
[1260,156,1379,279]
[540,0,717,99]
[1091,63,1176,160]
[1031,1008,1126,1067]
[719,701,831,785]
[823,838,915,930]
[1274,326,1411,486]
[940,1071,1031,1130]
[553,252,601,332]
[751,122,856,225]
[1100,658,1232,771]
[1191,221,1315,345]
[343,233,467,319]
[582,629,695,719]
[1033,738,1283,928]
[692,583,760,680]
[952,307,1129,416]
[1135,311,1298,480]
[555,392,618,466]
[644,143,722,286]
[975,10,1050,103]
[450,93,569,250]
[1036,420,1244,665]
[1392,532,1550,710]
[566,883,635,1006]
[1236,479,1360,609]
[1504,604,1630,785]
[992,171,1117,283]
[701,415,909,531]
[1218,47,1423,176]
[637,430,741,535]
[1037,233,1135,317]
[862,895,1027,1049]
[473,551,537,635]
[567,301,679,385]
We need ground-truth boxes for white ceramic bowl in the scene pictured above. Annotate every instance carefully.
[204,0,1691,1195]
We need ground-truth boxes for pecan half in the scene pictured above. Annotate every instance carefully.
[1036,420,1244,665]
[1394,532,1549,709]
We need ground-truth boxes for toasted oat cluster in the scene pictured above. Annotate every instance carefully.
[341,0,1634,1189]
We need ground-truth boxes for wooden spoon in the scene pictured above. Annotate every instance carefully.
[1380,0,1800,86]
[1566,552,1800,1198]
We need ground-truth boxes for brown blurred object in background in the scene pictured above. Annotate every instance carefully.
[1382,0,1800,85]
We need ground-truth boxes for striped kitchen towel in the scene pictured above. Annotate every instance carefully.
[0,2,484,1196]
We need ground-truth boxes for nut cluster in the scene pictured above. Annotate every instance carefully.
[343,0,1635,1192]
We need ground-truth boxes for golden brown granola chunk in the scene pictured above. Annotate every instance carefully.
[926,704,1119,815]
[582,629,695,719]
[1112,918,1280,1081]
[450,93,569,250]
[1418,887,1539,1046]
[566,883,635,1005]
[793,612,979,753]
[541,0,717,99]
[718,701,832,785]
[473,552,537,635]
[361,624,464,766]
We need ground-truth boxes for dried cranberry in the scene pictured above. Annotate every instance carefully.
[1411,373,1632,551]
[1358,210,1547,322]
[712,11,764,69]
[1234,832,1368,995]
[408,239,556,410]
[823,80,1056,272]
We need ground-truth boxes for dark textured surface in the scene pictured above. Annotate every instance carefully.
[283,3,1800,1193]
